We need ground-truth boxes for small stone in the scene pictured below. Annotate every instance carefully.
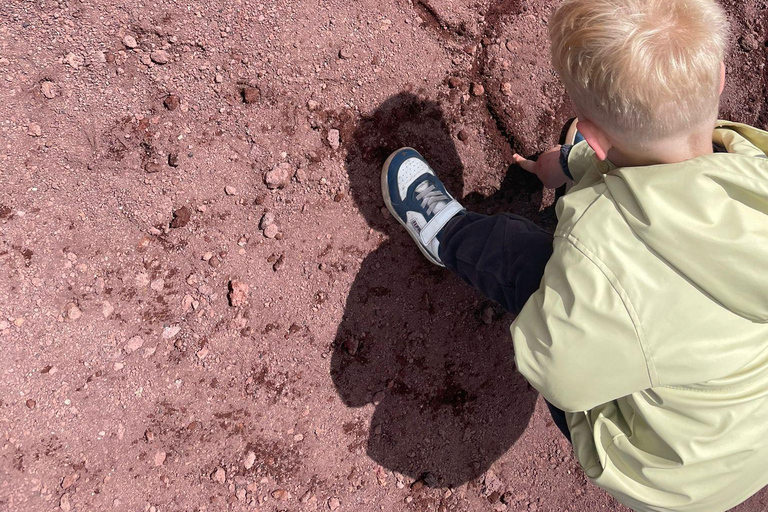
[739,34,759,52]
[242,87,260,104]
[60,493,72,511]
[208,255,221,268]
[327,128,340,150]
[328,497,340,510]
[61,472,79,489]
[448,77,462,88]
[225,185,237,196]
[263,224,278,239]
[170,206,191,228]
[214,73,224,83]
[41,81,57,99]
[125,335,144,354]
[102,301,114,318]
[65,52,84,69]
[145,429,155,442]
[307,99,319,111]
[26,399,36,409]
[260,212,276,229]
[122,35,138,48]
[212,467,226,484]
[153,451,166,466]
[272,254,285,272]
[501,82,513,96]
[228,280,250,307]
[150,278,164,292]
[168,152,179,167]
[163,94,180,110]
[65,303,81,321]
[265,162,292,189]
[471,82,485,96]
[28,124,42,137]
[243,450,256,469]
[457,129,470,142]
[196,347,209,360]
[162,325,181,340]
[144,162,162,174]
[293,433,304,442]
[150,50,170,64]
[339,47,353,59]
[202,252,213,262]
[236,488,246,502]
[272,489,290,501]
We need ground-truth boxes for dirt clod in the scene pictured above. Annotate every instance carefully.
[164,94,180,111]
[241,87,260,104]
[170,206,191,228]
[228,280,249,307]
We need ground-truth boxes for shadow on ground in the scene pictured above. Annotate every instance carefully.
[330,92,557,487]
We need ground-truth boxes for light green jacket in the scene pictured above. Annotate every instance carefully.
[511,121,768,512]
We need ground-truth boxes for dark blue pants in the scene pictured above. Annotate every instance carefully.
[439,212,571,442]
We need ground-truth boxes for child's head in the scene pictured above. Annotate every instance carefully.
[549,0,729,148]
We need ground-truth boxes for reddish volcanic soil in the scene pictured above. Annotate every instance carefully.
[1,1,767,511]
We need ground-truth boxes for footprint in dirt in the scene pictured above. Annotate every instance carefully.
[330,93,556,487]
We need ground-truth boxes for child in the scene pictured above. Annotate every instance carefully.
[380,0,768,510]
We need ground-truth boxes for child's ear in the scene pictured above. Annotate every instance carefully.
[577,118,612,161]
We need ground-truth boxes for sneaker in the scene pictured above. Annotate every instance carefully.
[381,148,465,266]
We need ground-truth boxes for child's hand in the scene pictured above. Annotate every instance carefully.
[513,146,572,189]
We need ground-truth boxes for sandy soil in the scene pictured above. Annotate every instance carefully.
[1,1,767,511]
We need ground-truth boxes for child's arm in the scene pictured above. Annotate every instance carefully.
[514,146,575,189]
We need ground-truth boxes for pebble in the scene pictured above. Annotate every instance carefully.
[62,472,79,489]
[65,52,84,69]
[501,82,513,96]
[102,301,114,318]
[243,450,256,469]
[164,94,180,111]
[225,185,237,196]
[328,497,341,510]
[150,50,170,64]
[125,335,144,354]
[150,278,164,292]
[26,399,36,409]
[242,87,260,104]
[263,224,279,239]
[144,162,163,174]
[122,35,138,49]
[448,77,463,88]
[339,47,353,59]
[208,255,221,268]
[65,302,82,321]
[170,206,191,228]
[60,493,72,511]
[145,429,155,442]
[162,325,181,340]
[153,451,167,466]
[196,347,209,360]
[168,152,180,167]
[272,489,290,501]
[307,99,319,111]
[260,212,276,229]
[265,162,292,189]
[457,129,470,142]
[212,467,226,484]
[471,82,485,96]
[28,124,42,137]
[41,81,57,99]
[272,254,285,272]
[327,129,340,150]
[228,280,249,307]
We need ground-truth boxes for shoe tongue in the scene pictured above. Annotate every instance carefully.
[431,200,447,214]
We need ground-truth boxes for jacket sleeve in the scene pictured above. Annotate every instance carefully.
[511,235,654,412]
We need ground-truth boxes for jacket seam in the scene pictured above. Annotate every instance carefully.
[555,233,659,388]
[663,370,768,392]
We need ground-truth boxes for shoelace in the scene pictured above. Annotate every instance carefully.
[414,181,449,216]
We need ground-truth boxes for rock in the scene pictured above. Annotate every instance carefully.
[64,303,81,321]
[265,162,292,189]
[243,450,256,469]
[26,399,36,409]
[242,87,260,104]
[61,472,79,489]
[339,47,353,59]
[260,212,276,229]
[457,129,470,142]
[196,347,209,360]
[122,35,138,48]
[739,34,759,52]
[162,325,181,340]
[163,94,180,110]
[228,280,249,307]
[272,489,290,501]
[501,82,513,96]
[150,278,164,292]
[150,50,170,64]
[170,206,191,228]
[327,129,340,150]
[41,81,57,99]
[471,82,485,96]
[214,73,224,83]
[60,493,72,511]
[212,467,226,484]
[168,152,179,167]
[153,451,167,466]
[145,429,155,442]
[144,162,162,173]
[208,255,221,268]
[328,497,340,510]
[272,254,285,272]
[124,335,144,354]
[448,76,463,88]
[102,301,114,318]
[28,124,42,137]
[65,52,84,69]
[225,185,237,196]
[263,224,278,239]
[307,99,319,111]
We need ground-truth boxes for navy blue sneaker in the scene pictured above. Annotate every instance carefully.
[381,148,465,266]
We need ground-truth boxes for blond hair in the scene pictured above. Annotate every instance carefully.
[549,0,729,143]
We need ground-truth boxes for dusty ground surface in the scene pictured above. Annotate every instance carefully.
[1,0,767,511]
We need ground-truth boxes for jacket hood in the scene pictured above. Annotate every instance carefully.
[604,122,768,322]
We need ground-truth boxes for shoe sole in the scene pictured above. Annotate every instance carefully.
[381,148,444,266]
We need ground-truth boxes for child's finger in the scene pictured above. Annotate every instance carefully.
[513,153,536,173]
